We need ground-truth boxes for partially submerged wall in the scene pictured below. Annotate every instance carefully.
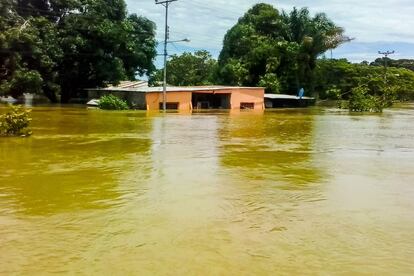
[145,92,192,111]
[230,88,264,110]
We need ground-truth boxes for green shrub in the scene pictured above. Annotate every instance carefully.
[258,73,281,94]
[0,105,32,136]
[326,86,342,100]
[348,86,384,112]
[337,100,349,109]
[98,94,129,110]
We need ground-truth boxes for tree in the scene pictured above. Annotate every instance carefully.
[218,4,285,92]
[0,0,157,102]
[0,6,63,100]
[371,58,414,72]
[314,58,414,107]
[150,50,217,86]
[281,8,347,94]
[57,2,157,102]
[218,3,346,95]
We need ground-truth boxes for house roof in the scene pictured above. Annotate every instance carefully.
[100,80,149,90]
[88,85,264,93]
[264,94,315,100]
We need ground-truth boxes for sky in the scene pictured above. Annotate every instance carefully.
[126,0,414,68]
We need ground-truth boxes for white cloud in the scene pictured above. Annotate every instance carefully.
[127,0,414,62]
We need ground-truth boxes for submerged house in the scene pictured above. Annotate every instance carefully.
[87,85,265,111]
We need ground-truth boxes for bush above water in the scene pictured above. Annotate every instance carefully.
[0,105,32,137]
[341,84,395,113]
[98,95,129,110]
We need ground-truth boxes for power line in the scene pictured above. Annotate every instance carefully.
[185,1,242,19]
[7,4,78,16]
[8,3,231,43]
[6,5,154,36]
[0,49,155,57]
[2,12,155,36]
[188,0,247,16]
[378,50,395,58]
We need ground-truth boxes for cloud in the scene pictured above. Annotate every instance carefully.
[127,0,414,64]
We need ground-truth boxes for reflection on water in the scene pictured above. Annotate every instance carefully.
[219,110,323,185]
[0,105,414,274]
[0,108,153,215]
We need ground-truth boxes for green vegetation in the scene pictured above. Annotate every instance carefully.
[371,58,414,72]
[0,105,32,136]
[315,59,414,101]
[314,58,414,111]
[0,0,156,102]
[150,50,217,86]
[346,86,386,112]
[98,95,129,110]
[217,4,348,95]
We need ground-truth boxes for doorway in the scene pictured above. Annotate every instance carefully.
[192,93,231,109]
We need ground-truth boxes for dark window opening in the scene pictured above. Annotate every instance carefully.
[192,93,231,109]
[240,102,255,109]
[159,102,179,110]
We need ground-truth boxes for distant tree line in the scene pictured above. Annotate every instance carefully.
[370,58,414,72]
[315,58,414,101]
[0,0,156,102]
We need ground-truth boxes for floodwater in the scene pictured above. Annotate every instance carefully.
[1,104,414,275]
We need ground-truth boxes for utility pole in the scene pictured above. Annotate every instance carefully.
[378,50,395,85]
[156,0,177,112]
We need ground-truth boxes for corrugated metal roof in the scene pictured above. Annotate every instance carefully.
[90,85,264,93]
[264,94,314,100]
[104,81,148,89]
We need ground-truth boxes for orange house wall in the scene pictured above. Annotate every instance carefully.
[145,92,192,111]
[230,89,265,110]
[144,88,264,111]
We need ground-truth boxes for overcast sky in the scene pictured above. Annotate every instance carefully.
[126,0,414,66]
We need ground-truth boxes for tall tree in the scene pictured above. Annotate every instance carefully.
[0,1,62,100]
[57,0,156,102]
[0,0,157,102]
[218,3,346,95]
[281,8,346,94]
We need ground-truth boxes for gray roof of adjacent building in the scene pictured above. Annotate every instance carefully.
[264,94,315,100]
[92,80,149,90]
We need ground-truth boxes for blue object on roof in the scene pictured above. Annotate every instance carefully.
[298,88,304,99]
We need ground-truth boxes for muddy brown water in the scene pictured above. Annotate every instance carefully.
[1,105,414,274]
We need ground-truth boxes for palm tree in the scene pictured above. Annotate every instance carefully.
[281,8,349,94]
